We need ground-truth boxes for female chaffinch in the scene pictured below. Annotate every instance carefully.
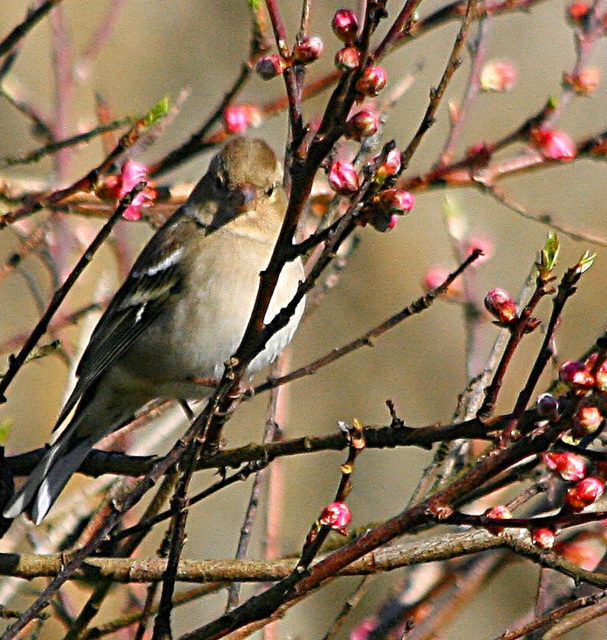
[4,137,304,524]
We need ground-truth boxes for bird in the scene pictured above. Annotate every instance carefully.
[4,137,305,524]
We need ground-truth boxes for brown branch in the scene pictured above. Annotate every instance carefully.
[373,0,422,60]
[484,184,607,248]
[0,78,54,142]
[62,471,179,640]
[0,0,65,58]
[226,368,285,611]
[0,222,47,285]
[176,411,577,640]
[5,407,557,480]
[447,509,607,533]
[0,530,509,583]
[264,0,304,145]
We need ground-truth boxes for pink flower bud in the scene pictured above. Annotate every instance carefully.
[573,404,603,436]
[96,159,156,222]
[335,46,361,71]
[376,188,415,214]
[120,159,149,193]
[484,505,512,534]
[536,393,560,420]
[422,266,464,299]
[567,1,590,24]
[585,352,607,393]
[565,477,604,511]
[374,148,402,183]
[367,210,399,233]
[532,527,555,550]
[557,539,602,570]
[255,55,285,80]
[480,60,518,92]
[223,104,262,134]
[293,36,324,64]
[468,141,492,157]
[543,451,587,481]
[328,160,360,194]
[530,129,577,162]
[484,288,517,324]
[565,67,601,95]
[332,9,359,44]
[559,360,595,390]
[345,109,380,140]
[122,192,150,221]
[463,235,494,265]
[350,617,378,640]
[319,501,352,534]
[356,66,387,97]
[97,174,121,200]
[385,214,399,231]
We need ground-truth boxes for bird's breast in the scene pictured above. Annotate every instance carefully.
[114,229,303,399]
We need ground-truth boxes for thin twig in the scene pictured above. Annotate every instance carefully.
[0,118,133,169]
[0,98,168,227]
[256,249,482,393]
[401,0,476,168]
[0,0,65,58]
[49,3,74,181]
[320,577,372,640]
[491,590,607,640]
[440,15,491,166]
[226,361,285,611]
[81,586,223,640]
[76,0,128,81]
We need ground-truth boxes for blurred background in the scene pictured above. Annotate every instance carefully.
[0,1,607,638]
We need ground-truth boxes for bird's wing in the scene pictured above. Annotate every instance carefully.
[54,215,198,429]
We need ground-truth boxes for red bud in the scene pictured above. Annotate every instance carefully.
[356,66,387,97]
[293,36,324,64]
[255,55,285,80]
[484,288,517,324]
[565,477,604,511]
[328,160,360,194]
[319,501,352,534]
[335,46,361,71]
[345,109,380,140]
[332,9,358,44]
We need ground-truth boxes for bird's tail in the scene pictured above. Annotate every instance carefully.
[3,429,100,525]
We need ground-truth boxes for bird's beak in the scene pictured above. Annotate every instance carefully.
[231,182,257,213]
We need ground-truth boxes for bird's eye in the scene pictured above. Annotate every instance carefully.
[266,185,275,197]
[215,173,227,191]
